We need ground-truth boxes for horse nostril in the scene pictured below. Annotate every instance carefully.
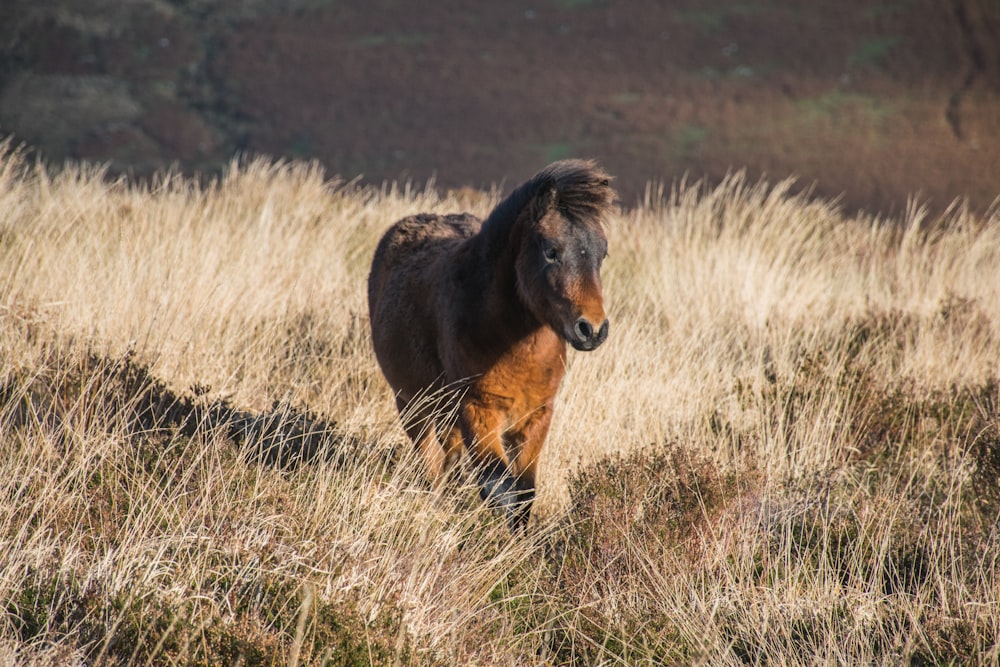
[597,319,609,342]
[574,318,595,341]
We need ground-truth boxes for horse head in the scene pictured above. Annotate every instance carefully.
[515,170,612,352]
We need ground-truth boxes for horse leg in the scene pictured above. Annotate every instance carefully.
[459,400,531,531]
[397,398,445,486]
[437,423,465,478]
[504,405,554,532]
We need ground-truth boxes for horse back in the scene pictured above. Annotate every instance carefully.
[367,213,481,398]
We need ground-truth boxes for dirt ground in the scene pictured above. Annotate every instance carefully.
[1,0,998,215]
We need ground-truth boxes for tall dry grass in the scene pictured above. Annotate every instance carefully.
[1,142,998,664]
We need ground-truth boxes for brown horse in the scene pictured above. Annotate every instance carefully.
[367,160,615,531]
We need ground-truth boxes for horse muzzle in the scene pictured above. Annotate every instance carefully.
[568,317,609,351]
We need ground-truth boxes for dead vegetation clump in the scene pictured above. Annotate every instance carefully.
[1,146,999,664]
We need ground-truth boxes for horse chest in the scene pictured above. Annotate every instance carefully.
[468,339,565,413]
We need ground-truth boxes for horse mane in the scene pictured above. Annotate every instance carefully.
[477,159,616,253]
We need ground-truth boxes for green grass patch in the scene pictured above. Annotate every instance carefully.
[863,1,920,20]
[675,4,762,31]
[794,91,894,125]
[538,141,578,163]
[351,33,431,49]
[848,36,901,68]
[671,124,708,158]
[611,91,642,105]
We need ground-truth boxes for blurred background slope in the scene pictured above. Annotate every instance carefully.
[1,0,998,214]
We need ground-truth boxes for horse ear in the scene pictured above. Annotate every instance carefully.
[535,185,558,216]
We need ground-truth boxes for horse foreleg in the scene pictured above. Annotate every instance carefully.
[459,401,529,531]
[504,405,553,532]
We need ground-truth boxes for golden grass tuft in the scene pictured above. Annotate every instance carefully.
[1,143,998,664]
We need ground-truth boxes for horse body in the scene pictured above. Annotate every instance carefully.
[368,160,614,531]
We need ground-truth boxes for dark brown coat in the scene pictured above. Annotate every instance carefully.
[367,159,615,530]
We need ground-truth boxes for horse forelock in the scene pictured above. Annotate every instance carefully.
[480,160,616,245]
[539,159,616,230]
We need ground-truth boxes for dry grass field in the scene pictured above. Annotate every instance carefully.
[1,142,999,665]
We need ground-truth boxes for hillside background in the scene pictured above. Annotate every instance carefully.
[1,0,998,214]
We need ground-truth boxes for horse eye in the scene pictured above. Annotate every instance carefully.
[543,246,559,263]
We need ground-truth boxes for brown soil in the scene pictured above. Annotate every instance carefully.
[1,0,998,215]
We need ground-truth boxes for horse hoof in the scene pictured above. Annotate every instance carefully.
[477,466,534,533]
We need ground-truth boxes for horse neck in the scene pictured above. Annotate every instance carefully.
[469,213,544,342]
